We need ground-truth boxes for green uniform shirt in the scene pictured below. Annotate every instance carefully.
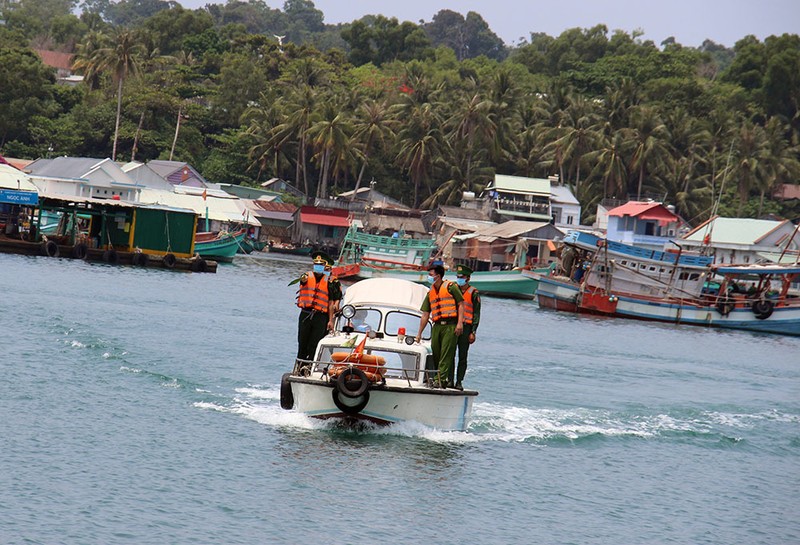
[328,278,342,302]
[467,286,481,333]
[421,281,464,313]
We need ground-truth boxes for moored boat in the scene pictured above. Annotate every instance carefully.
[531,230,800,336]
[195,229,245,262]
[279,278,478,430]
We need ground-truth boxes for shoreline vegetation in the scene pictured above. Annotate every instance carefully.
[1,1,798,226]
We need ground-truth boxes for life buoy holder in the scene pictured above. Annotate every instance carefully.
[102,249,118,264]
[716,295,735,316]
[162,253,177,269]
[42,240,59,258]
[751,299,774,320]
[280,373,294,410]
[72,243,88,260]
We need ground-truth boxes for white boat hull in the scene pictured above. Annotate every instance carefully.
[289,377,476,431]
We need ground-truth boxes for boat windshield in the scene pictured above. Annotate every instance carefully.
[385,310,431,340]
[341,308,382,333]
[317,346,422,380]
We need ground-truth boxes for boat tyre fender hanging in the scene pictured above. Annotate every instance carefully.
[191,257,207,272]
[751,299,774,320]
[336,367,370,398]
[332,389,370,415]
[716,295,734,317]
[280,373,294,410]
[162,253,177,269]
[72,242,88,260]
[42,240,59,258]
[132,252,149,267]
[102,248,118,264]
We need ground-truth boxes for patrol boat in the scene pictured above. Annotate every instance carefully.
[279,278,478,431]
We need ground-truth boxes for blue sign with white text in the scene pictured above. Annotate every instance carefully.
[0,189,39,206]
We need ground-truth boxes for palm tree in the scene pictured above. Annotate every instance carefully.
[584,129,628,200]
[724,120,770,216]
[307,102,353,199]
[351,100,396,199]
[757,117,800,215]
[627,106,672,200]
[445,91,495,193]
[394,102,444,207]
[73,28,144,161]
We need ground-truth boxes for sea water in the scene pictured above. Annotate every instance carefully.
[1,252,798,545]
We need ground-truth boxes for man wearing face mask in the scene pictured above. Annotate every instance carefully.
[415,263,464,388]
[294,251,334,365]
[451,264,480,390]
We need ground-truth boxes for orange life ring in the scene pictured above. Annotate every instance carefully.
[328,351,386,381]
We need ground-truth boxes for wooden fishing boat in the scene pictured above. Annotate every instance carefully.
[194,229,245,263]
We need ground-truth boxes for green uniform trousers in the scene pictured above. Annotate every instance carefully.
[451,322,473,385]
[297,309,328,361]
[431,322,457,385]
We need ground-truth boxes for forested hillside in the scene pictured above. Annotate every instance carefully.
[1,0,798,224]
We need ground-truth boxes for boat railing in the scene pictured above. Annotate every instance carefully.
[347,229,436,249]
[295,357,433,386]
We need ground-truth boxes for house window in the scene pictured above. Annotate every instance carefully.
[644,222,655,236]
[567,216,573,225]
[744,255,750,263]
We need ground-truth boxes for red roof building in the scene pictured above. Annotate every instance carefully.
[293,206,350,249]
[606,201,684,249]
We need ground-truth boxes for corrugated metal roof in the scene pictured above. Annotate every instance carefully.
[550,185,579,205]
[27,157,105,179]
[488,174,550,196]
[0,164,38,192]
[462,220,550,242]
[364,213,426,234]
[438,217,496,232]
[139,188,259,225]
[683,217,788,245]
[608,201,678,221]
[437,205,492,222]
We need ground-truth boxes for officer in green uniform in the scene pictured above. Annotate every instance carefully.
[451,264,480,390]
[415,263,464,388]
[293,251,334,365]
[324,258,342,316]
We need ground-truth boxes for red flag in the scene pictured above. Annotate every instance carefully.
[703,233,711,245]
[202,189,207,201]
[353,334,367,355]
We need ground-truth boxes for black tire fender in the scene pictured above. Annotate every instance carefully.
[191,257,207,272]
[751,299,774,320]
[336,367,369,398]
[102,249,118,264]
[42,240,59,257]
[72,242,88,260]
[132,252,149,267]
[280,373,294,410]
[162,253,177,269]
[332,389,370,415]
[716,296,734,316]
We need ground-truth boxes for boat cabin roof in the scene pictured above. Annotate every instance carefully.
[343,278,429,313]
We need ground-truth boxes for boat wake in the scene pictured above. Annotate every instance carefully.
[193,384,795,446]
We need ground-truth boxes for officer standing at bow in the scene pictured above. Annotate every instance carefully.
[414,263,464,388]
[294,251,334,365]
[451,264,480,390]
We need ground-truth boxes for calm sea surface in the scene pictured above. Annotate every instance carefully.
[1,252,799,545]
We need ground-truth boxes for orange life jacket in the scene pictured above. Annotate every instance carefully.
[297,272,329,312]
[429,281,458,322]
[462,285,476,324]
